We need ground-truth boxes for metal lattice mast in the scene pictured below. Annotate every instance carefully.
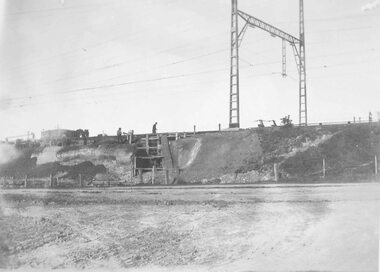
[282,39,287,77]
[299,0,307,126]
[229,0,240,128]
[228,0,308,127]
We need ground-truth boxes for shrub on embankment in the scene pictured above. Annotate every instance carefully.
[280,124,380,179]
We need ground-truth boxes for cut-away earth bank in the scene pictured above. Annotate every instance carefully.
[1,123,379,186]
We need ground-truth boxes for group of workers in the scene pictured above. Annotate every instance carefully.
[117,122,158,143]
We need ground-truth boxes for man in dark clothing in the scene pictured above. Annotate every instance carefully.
[117,128,122,143]
[152,122,157,134]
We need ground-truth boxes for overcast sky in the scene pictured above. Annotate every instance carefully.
[0,0,379,139]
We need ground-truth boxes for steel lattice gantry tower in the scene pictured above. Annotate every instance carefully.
[229,0,240,128]
[298,0,307,126]
[229,0,308,128]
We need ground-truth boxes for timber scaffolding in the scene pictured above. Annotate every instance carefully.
[132,133,183,184]
[131,126,222,185]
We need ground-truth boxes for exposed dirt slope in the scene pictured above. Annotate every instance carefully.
[171,130,263,183]
[1,124,379,185]
[0,142,134,185]
[170,124,380,183]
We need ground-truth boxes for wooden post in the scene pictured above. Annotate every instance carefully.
[375,155,378,176]
[139,169,143,183]
[322,158,326,178]
[175,133,179,141]
[151,165,156,185]
[50,174,53,188]
[132,156,135,177]
[219,123,221,131]
[184,132,187,138]
[145,134,149,155]
[193,125,196,135]
[129,130,134,144]
[274,163,279,182]
[24,175,27,188]
[134,156,137,176]
[79,174,82,187]
[130,166,134,184]
[165,169,169,185]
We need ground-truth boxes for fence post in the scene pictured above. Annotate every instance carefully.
[219,123,221,132]
[50,174,53,188]
[273,163,279,182]
[139,169,143,183]
[152,165,156,185]
[79,174,82,187]
[129,130,134,144]
[165,169,169,185]
[193,125,196,135]
[175,133,179,140]
[133,156,136,177]
[375,155,378,176]
[130,164,134,184]
[24,175,28,188]
[322,158,326,178]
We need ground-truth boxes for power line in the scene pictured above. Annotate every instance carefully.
[3,50,380,105]
[2,66,231,103]
[1,10,378,86]
[5,56,380,110]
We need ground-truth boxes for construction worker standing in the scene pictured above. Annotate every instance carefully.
[117,128,122,143]
[152,122,158,134]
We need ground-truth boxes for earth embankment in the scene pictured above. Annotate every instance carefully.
[1,123,379,185]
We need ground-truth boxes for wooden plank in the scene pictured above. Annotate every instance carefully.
[136,167,165,170]
[152,165,155,185]
[160,135,179,184]
[135,156,164,159]
[139,169,143,183]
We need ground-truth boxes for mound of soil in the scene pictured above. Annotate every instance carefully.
[0,148,37,178]
[0,147,107,182]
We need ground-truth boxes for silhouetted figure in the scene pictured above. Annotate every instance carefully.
[117,128,122,143]
[152,122,158,134]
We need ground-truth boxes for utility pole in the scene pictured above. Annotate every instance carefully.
[229,0,240,128]
[229,0,308,128]
[299,0,307,126]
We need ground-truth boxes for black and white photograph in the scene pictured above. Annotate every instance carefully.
[0,0,379,271]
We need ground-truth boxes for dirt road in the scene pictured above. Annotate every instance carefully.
[0,183,379,271]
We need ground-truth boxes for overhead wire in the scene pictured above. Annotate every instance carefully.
[6,56,380,111]
[2,1,380,111]
[1,3,379,85]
